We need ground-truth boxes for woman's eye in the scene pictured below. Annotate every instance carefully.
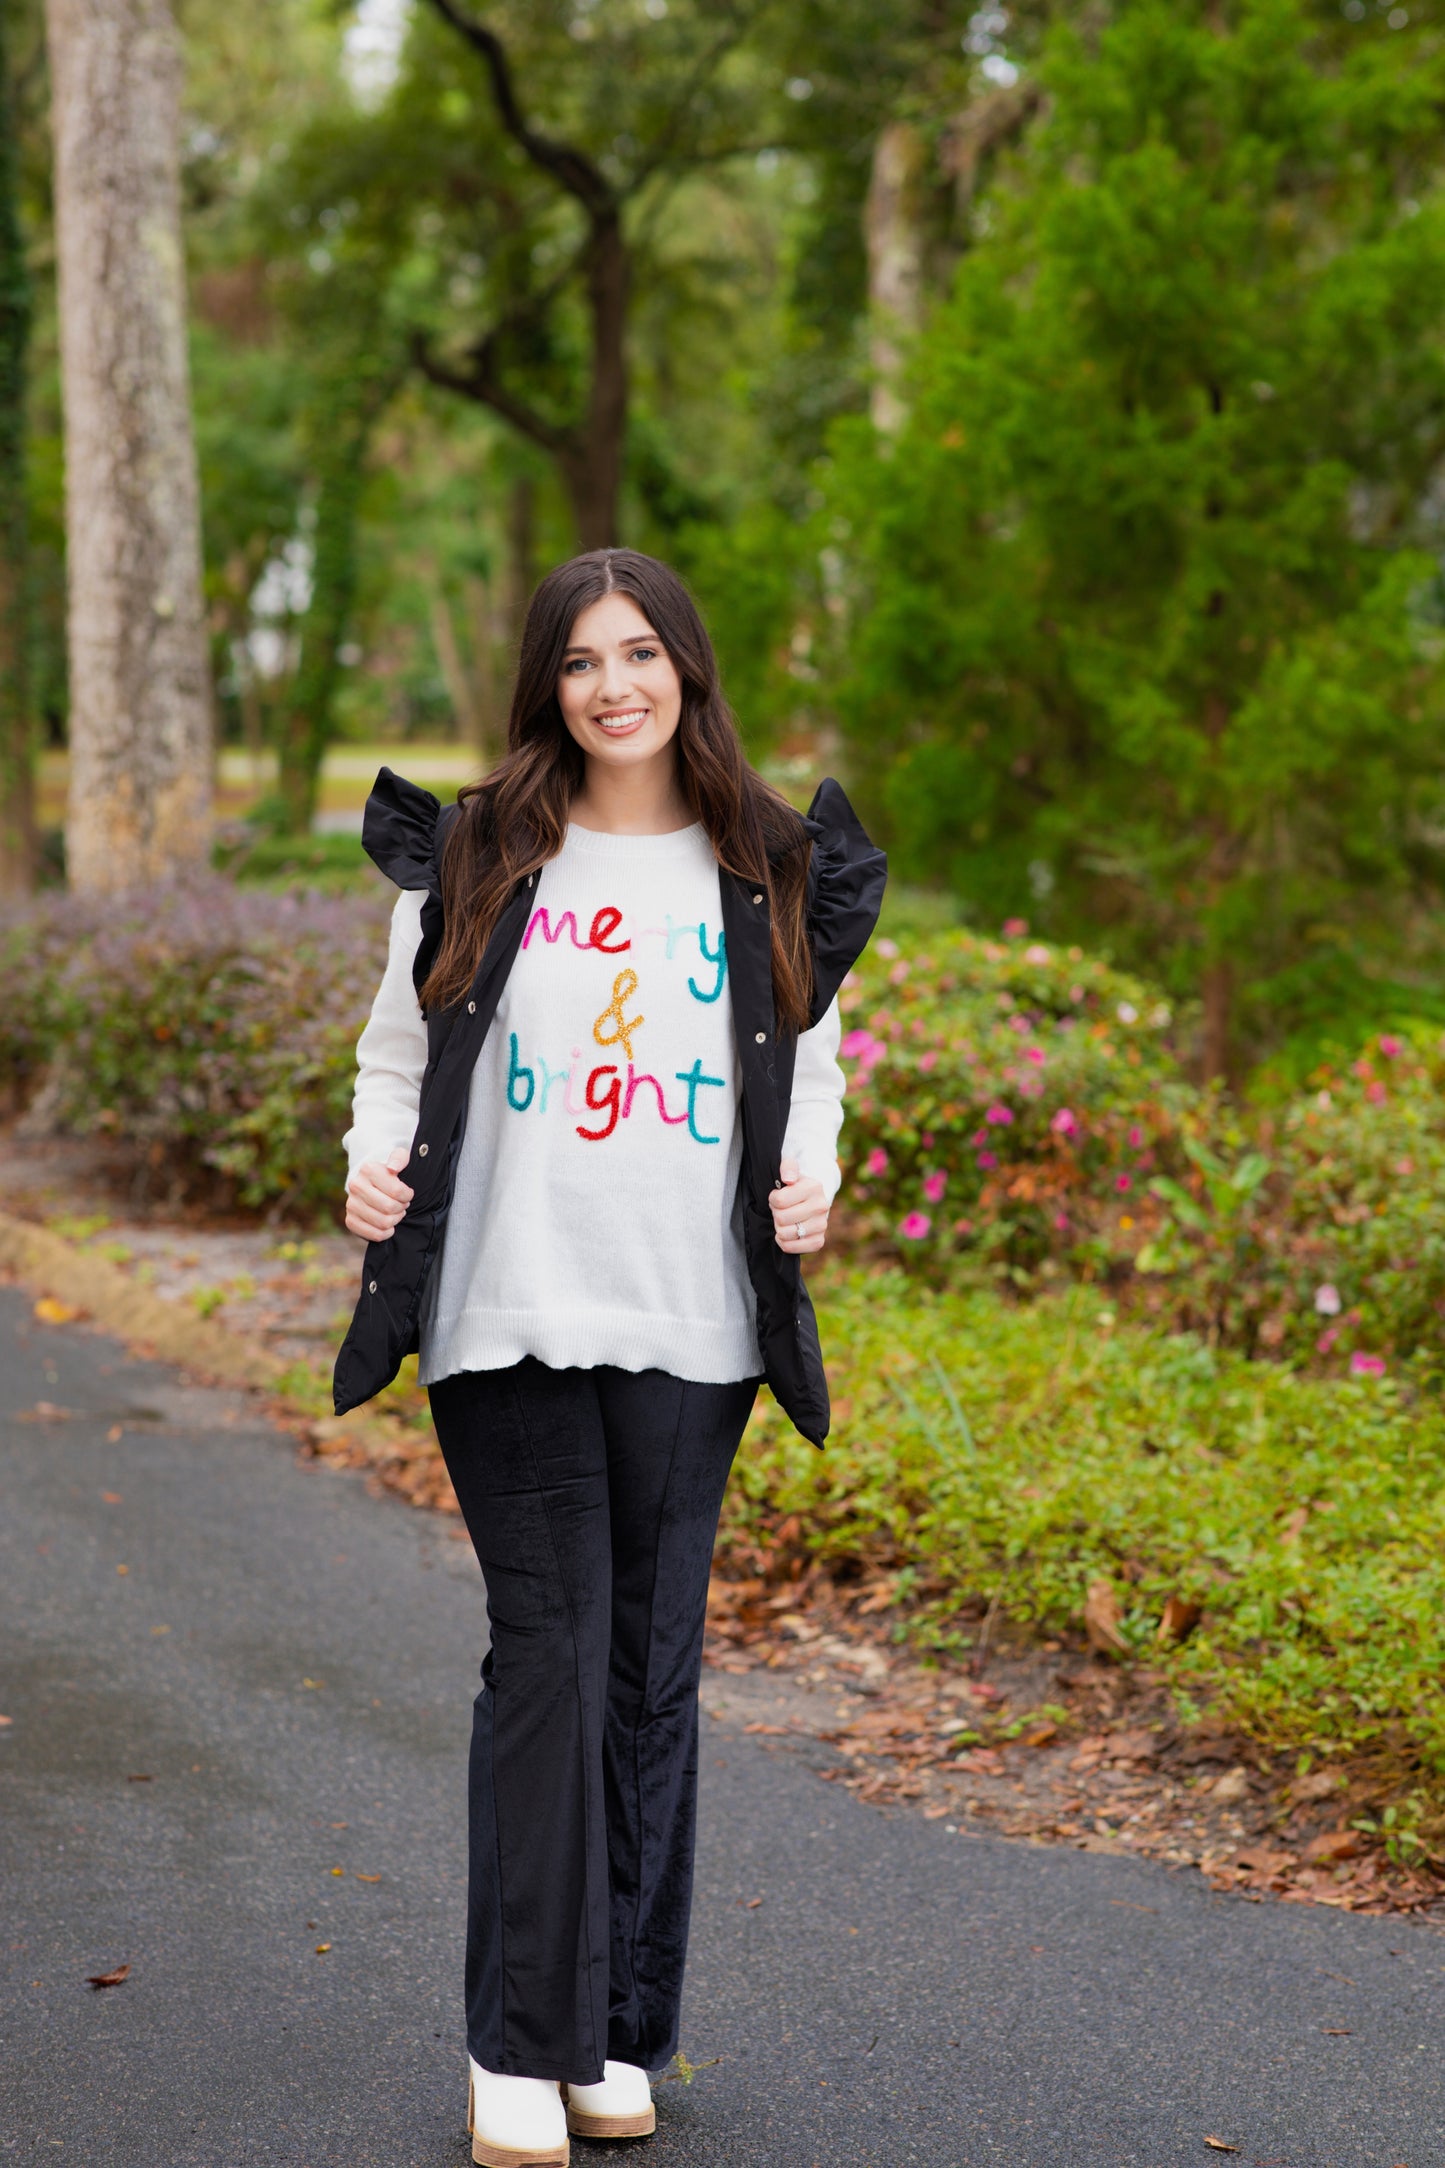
[563,658,594,674]
[629,647,657,663]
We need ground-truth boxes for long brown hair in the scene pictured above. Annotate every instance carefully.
[418,548,814,1030]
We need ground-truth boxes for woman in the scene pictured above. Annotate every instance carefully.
[333,548,885,2167]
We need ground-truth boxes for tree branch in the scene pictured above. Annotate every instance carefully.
[411,329,572,458]
[420,0,617,218]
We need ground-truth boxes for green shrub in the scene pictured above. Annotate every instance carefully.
[730,1275,1445,1775]
[0,881,391,1217]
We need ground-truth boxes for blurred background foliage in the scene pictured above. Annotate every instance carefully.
[10,0,1445,1081]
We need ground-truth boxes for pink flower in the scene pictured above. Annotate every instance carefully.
[1115,1174,1132,1193]
[1025,943,1050,964]
[919,1050,938,1072]
[876,937,900,960]
[840,1029,874,1059]
[1314,1284,1341,1317]
[921,1132,935,1148]
[889,960,911,985]
[1128,1125,1144,1148]
[1018,1076,1044,1100]
[1025,1046,1046,1065]
[977,1151,998,1170]
[1050,1108,1078,1138]
[952,1217,973,1236]
[1053,1211,1070,1233]
[923,1170,947,1203]
[1350,1352,1386,1377]
[985,1104,1014,1126]
[865,1147,889,1177]
[1068,985,1085,1004]
[899,1211,932,1240]
[971,1129,987,1146]
[1379,1034,1402,1058]
[1316,1326,1339,1354]
[1366,1081,1387,1104]
[1002,917,1028,937]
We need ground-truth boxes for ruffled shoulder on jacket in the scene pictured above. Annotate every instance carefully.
[802,777,888,1022]
[361,767,459,893]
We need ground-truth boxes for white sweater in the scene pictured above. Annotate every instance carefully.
[343,821,846,1387]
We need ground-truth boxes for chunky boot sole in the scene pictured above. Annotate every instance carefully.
[468,2069,570,2167]
[562,2088,656,2141]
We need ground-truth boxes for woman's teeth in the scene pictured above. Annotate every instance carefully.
[595,709,647,733]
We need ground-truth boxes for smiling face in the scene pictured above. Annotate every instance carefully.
[556,590,684,773]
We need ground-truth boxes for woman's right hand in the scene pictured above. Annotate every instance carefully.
[345,1147,414,1243]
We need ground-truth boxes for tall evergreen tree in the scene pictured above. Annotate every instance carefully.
[829,0,1445,1074]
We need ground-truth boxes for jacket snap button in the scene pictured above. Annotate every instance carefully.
[467,1000,476,1014]
[368,1280,377,1294]
[417,1142,429,1157]
[752,892,763,904]
[754,1030,766,1044]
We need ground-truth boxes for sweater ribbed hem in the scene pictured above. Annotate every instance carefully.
[420,1305,763,1387]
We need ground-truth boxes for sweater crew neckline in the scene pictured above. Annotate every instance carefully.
[562,820,710,860]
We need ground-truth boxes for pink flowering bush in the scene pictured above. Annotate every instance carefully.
[837,923,1194,1283]
[1257,1026,1445,1371]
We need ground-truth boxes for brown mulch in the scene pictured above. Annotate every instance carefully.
[700,1545,1445,1922]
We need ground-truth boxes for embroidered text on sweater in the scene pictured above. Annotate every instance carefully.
[344,820,846,1389]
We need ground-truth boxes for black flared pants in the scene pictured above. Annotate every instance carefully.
[428,1358,757,2085]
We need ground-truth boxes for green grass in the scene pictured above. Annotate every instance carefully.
[729,1274,1445,1782]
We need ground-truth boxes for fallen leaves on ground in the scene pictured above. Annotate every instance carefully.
[85,1964,130,1989]
[1203,2141,1240,2155]
[33,1297,82,1325]
[1083,1579,1129,1656]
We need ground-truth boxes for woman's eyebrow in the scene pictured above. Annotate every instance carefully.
[562,629,660,655]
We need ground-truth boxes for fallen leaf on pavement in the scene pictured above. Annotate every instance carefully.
[18,1401,74,1422]
[742,1896,763,1909]
[1322,2027,1352,2036]
[102,1492,121,1503]
[34,1298,81,1325]
[742,1723,788,1735]
[106,1426,123,1443]
[315,1943,330,1954]
[1084,1579,1129,1656]
[355,1873,381,1883]
[86,1964,130,1990]
[1203,2140,1240,2154]
[0,1716,11,1727]
[1023,1723,1058,1747]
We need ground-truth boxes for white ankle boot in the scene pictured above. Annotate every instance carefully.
[563,2060,656,2140]
[467,2058,569,2168]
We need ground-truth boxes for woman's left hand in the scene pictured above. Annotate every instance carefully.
[770,1157,830,1255]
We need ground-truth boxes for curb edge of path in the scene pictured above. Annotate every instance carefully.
[0,1208,288,1389]
[0,1208,432,1486]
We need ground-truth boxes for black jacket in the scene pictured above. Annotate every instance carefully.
[332,767,886,1444]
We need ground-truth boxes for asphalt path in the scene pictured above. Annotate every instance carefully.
[1,1282,1442,2167]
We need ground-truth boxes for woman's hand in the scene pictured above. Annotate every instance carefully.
[345,1147,413,1243]
[770,1157,830,1256]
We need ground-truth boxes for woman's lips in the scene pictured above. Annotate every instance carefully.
[592,708,649,736]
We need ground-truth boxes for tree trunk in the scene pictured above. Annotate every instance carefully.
[0,0,36,895]
[274,386,376,835]
[45,0,212,892]
[865,120,927,438]
[1201,956,1232,1083]
[562,210,628,549]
